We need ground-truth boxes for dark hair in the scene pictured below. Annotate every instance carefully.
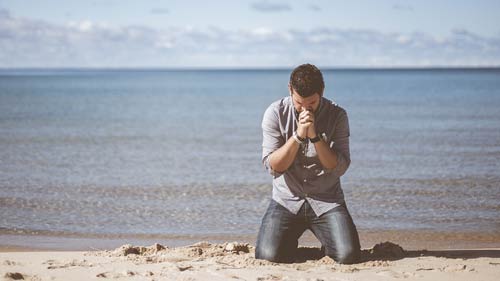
[289,63,325,97]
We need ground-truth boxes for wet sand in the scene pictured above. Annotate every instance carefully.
[2,228,500,252]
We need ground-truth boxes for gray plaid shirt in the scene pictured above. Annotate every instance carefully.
[261,96,351,216]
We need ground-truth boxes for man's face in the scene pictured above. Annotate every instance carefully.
[289,86,322,114]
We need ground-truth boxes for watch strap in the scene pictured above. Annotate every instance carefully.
[310,135,321,143]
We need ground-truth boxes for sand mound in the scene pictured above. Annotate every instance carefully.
[363,241,406,260]
[109,243,167,256]
[88,241,256,265]
[88,240,407,268]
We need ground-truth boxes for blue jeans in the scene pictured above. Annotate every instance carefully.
[255,199,361,264]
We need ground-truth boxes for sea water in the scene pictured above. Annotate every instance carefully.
[1,68,499,247]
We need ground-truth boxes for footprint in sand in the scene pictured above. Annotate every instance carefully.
[4,272,42,280]
[256,274,283,281]
[2,260,21,266]
[96,270,138,278]
[4,272,25,280]
[441,264,473,272]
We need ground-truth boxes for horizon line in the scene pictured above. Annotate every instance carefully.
[1,66,500,71]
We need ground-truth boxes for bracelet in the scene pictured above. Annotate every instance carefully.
[293,131,306,145]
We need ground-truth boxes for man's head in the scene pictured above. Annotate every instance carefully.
[289,63,325,113]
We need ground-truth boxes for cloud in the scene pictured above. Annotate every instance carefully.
[308,4,321,12]
[150,8,169,15]
[0,11,499,67]
[0,8,10,18]
[392,4,414,12]
[251,1,292,12]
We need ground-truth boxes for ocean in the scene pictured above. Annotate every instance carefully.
[1,68,499,249]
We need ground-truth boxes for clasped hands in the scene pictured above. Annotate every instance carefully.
[296,109,317,140]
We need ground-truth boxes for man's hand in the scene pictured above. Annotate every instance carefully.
[297,109,316,139]
[297,109,314,139]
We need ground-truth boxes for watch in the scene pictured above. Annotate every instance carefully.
[310,135,321,143]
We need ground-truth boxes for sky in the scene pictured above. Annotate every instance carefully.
[0,0,499,68]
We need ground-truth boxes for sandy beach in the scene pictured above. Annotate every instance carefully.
[1,241,499,281]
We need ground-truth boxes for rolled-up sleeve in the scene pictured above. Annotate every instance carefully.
[261,104,285,177]
[324,109,351,178]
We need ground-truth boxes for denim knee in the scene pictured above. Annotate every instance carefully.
[326,246,360,264]
[255,244,281,262]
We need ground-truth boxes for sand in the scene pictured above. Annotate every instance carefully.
[1,241,499,281]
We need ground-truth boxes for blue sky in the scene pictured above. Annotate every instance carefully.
[1,0,499,67]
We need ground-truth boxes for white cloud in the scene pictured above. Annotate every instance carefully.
[249,27,274,36]
[0,10,499,67]
[396,35,411,44]
[71,20,94,32]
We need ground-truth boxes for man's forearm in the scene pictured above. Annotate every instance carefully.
[313,139,338,170]
[269,137,301,173]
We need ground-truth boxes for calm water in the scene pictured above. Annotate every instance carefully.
[1,69,499,245]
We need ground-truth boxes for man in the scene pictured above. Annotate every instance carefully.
[255,63,361,264]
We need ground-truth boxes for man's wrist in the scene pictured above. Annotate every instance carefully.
[295,130,307,141]
[293,131,306,145]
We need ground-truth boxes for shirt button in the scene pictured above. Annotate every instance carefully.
[303,179,307,183]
